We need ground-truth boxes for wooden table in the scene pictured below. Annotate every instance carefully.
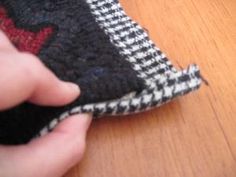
[65,0,236,176]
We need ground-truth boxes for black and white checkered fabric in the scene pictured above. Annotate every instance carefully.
[0,0,201,144]
[38,0,201,136]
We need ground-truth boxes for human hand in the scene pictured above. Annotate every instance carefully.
[0,31,92,177]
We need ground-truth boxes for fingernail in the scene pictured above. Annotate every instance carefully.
[64,82,80,96]
[77,113,93,130]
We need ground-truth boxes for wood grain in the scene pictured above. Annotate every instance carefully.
[65,0,236,176]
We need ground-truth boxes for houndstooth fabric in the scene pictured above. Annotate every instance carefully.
[0,0,201,144]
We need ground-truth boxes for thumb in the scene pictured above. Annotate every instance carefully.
[0,114,92,177]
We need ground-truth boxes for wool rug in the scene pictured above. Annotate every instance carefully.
[0,0,201,144]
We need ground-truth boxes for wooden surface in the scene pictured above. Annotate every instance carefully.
[65,0,236,177]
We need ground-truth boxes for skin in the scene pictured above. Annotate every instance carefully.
[0,30,92,177]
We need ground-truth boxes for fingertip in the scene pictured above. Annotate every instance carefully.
[53,113,92,164]
[56,81,81,103]
[29,78,81,106]
[52,81,80,105]
[54,113,92,135]
[18,52,81,106]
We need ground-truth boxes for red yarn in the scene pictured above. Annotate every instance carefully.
[0,6,53,54]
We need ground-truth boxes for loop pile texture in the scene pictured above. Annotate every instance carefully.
[0,0,201,144]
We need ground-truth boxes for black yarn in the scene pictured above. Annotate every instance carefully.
[0,0,145,144]
[0,0,202,145]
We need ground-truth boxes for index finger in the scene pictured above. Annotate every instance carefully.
[0,32,80,110]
